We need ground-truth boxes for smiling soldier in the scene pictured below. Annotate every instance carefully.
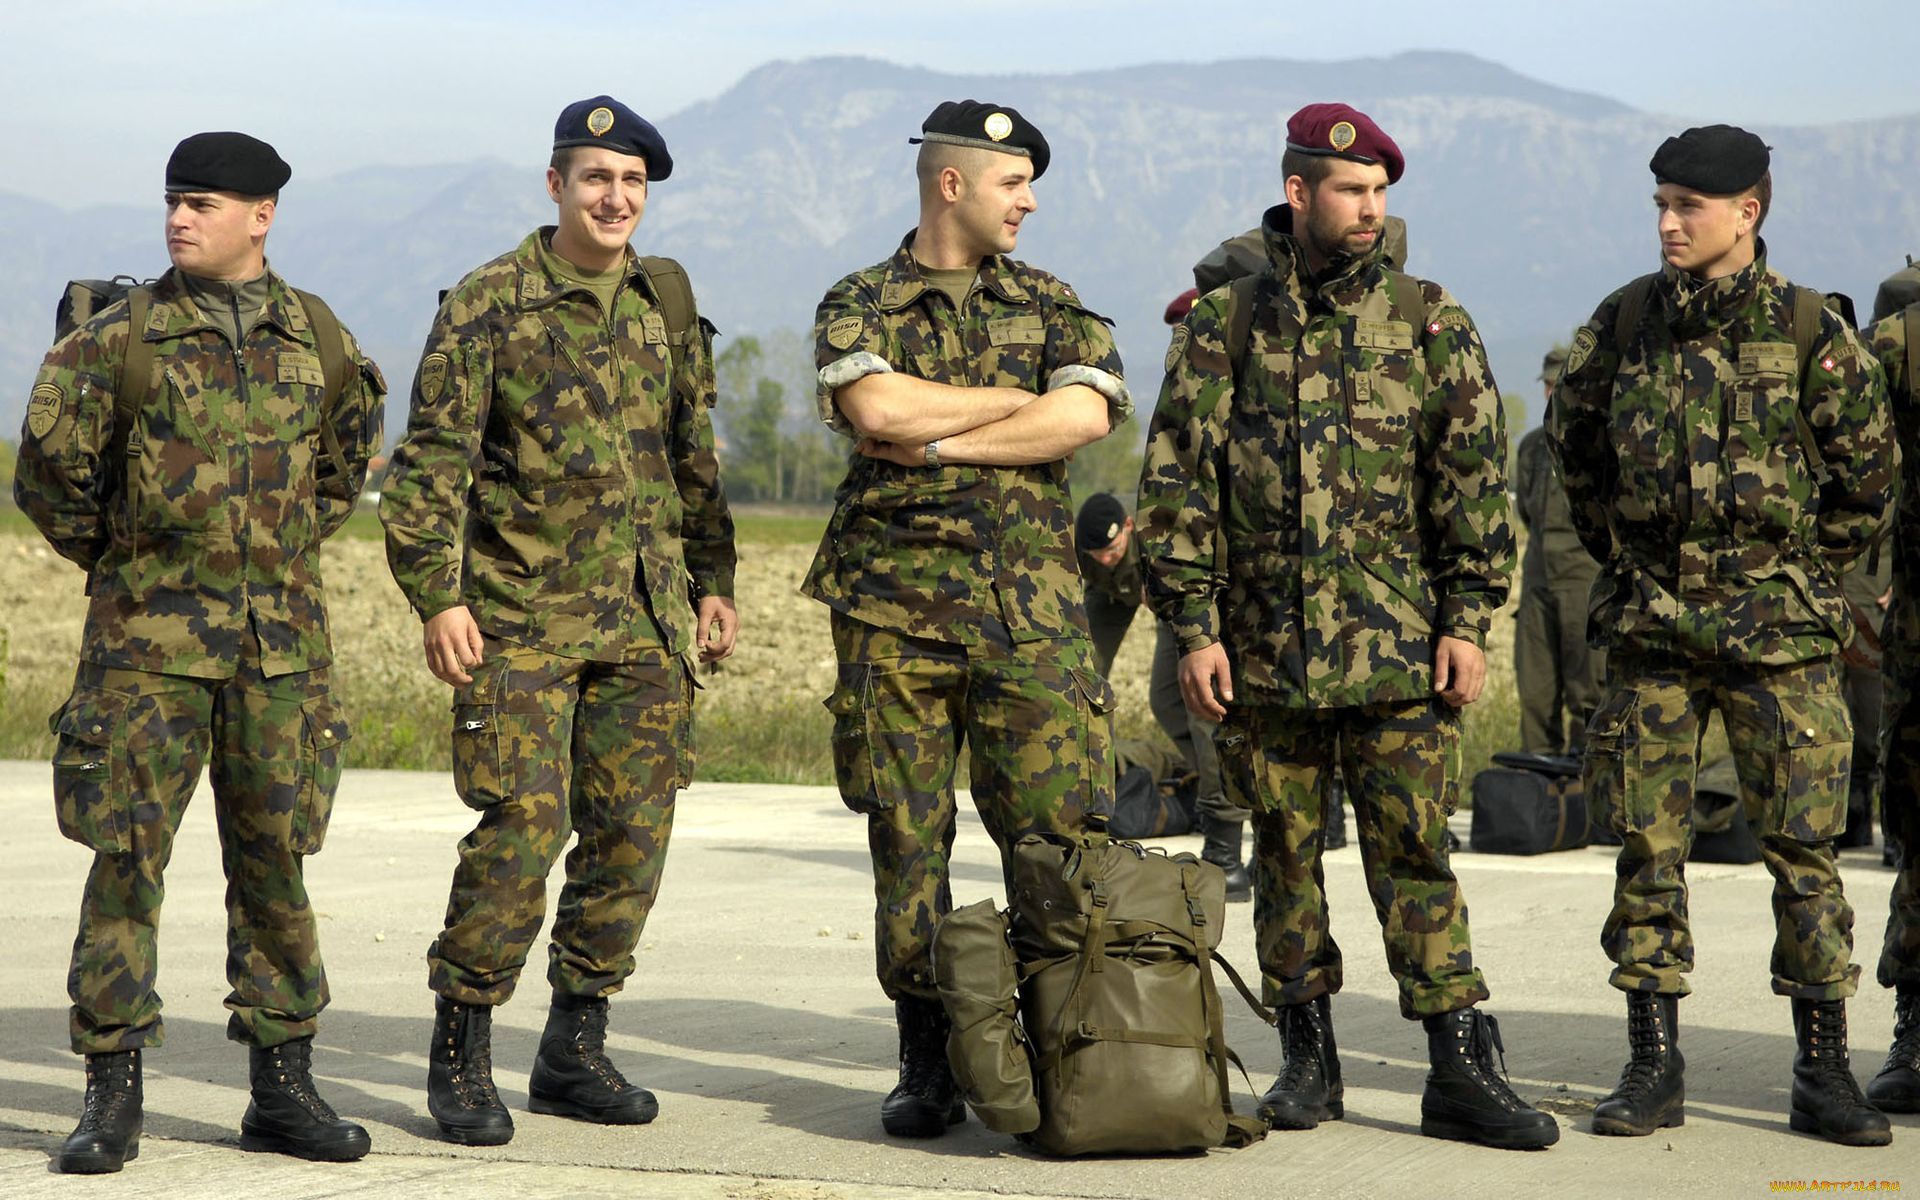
[380,95,737,1145]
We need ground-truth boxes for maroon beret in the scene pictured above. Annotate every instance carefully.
[1163,288,1199,325]
[1285,102,1403,184]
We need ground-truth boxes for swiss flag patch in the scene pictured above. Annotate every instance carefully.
[1821,356,1836,371]
[1427,321,1442,335]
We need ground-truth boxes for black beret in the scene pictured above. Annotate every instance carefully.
[165,132,290,196]
[553,95,672,181]
[1076,493,1129,552]
[910,100,1050,180]
[1650,124,1770,194]
[1286,102,1404,184]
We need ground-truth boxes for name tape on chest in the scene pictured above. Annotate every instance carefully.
[1737,342,1796,377]
[987,315,1045,346]
[277,351,325,387]
[641,312,668,345]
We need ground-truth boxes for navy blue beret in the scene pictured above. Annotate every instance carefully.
[165,132,290,196]
[1650,124,1769,194]
[910,100,1049,180]
[1076,493,1128,551]
[553,95,672,181]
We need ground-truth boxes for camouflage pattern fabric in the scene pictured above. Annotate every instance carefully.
[52,658,350,1052]
[826,613,1114,1001]
[1869,307,1920,987]
[1138,203,1513,708]
[428,640,692,1005]
[380,228,736,660]
[1587,653,1859,998]
[1512,426,1606,753]
[14,268,385,679]
[804,233,1130,647]
[1216,698,1487,1019]
[1078,535,1141,677]
[1546,247,1895,666]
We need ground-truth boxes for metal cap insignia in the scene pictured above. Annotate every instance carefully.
[587,106,615,137]
[1329,121,1357,151]
[984,112,1013,142]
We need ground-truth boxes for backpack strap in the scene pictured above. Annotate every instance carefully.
[1907,305,1920,415]
[1611,273,1660,361]
[638,254,695,346]
[1385,269,1430,336]
[291,289,353,480]
[110,287,158,472]
[1222,273,1260,383]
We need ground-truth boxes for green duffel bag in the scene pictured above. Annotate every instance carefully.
[931,899,1041,1133]
[1008,832,1268,1156]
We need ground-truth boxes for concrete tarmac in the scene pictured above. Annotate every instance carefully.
[0,761,1911,1197]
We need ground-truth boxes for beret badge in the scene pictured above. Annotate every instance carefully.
[1329,121,1357,152]
[984,112,1013,142]
[587,107,615,137]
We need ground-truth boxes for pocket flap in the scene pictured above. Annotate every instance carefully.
[1777,692,1849,748]
[50,687,128,747]
[1069,666,1116,715]
[1586,689,1639,745]
[301,694,353,748]
[824,663,872,717]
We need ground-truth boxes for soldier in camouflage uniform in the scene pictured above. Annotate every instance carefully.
[1512,346,1606,755]
[1548,125,1895,1145]
[379,97,737,1146]
[1075,490,1256,898]
[1865,263,1920,1112]
[14,132,381,1173]
[807,100,1129,1139]
[1138,103,1557,1151]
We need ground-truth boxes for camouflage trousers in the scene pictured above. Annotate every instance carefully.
[51,658,350,1053]
[1514,577,1606,755]
[1216,698,1488,1020]
[827,613,1114,1002]
[1586,653,1860,999]
[427,639,692,1007]
[1878,649,1920,989]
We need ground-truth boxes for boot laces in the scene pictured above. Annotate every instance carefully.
[440,1007,502,1109]
[264,1043,341,1121]
[1804,1004,1865,1097]
[1460,1013,1524,1113]
[1275,1007,1326,1091]
[897,1004,952,1096]
[568,1004,634,1094]
[1612,1002,1671,1099]
[1890,994,1920,1071]
[78,1055,136,1130]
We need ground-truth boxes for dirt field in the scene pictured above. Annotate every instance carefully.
[0,512,1524,792]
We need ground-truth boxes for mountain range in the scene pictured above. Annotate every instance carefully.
[3,50,1917,442]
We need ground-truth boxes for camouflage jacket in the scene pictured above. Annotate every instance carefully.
[804,234,1130,644]
[379,229,736,662]
[1547,248,1894,665]
[1514,425,1601,592]
[1869,306,1917,682]
[14,267,384,679]
[1138,205,1513,710]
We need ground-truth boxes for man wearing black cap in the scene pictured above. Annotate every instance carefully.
[380,95,737,1144]
[1140,101,1558,1150]
[14,131,384,1172]
[805,99,1129,1138]
[1549,124,1895,1145]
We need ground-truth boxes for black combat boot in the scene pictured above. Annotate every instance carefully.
[528,993,658,1124]
[880,996,966,1138]
[427,996,513,1145]
[1790,998,1892,1145]
[1866,986,1920,1112]
[56,1049,142,1174]
[1591,992,1684,1136]
[239,1038,371,1161]
[1258,994,1342,1130]
[1419,1008,1559,1150]
[1199,815,1252,901]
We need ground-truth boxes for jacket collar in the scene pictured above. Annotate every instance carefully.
[874,230,1032,310]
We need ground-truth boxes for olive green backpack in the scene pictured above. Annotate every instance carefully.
[932,832,1272,1156]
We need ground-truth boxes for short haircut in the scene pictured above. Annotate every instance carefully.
[1280,148,1336,196]
[1747,170,1772,235]
[916,141,1006,201]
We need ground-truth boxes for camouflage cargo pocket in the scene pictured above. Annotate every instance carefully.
[451,702,508,810]
[1583,688,1642,835]
[1768,690,1851,843]
[825,664,885,814]
[1068,666,1117,815]
[49,686,133,853]
[1212,710,1276,814]
[294,693,352,853]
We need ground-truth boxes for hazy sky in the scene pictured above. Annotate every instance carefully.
[2,0,1914,204]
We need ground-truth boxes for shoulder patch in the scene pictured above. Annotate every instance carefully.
[1566,326,1599,376]
[1165,325,1191,372]
[826,315,864,351]
[417,352,449,405]
[27,381,62,439]
[1425,309,1472,336]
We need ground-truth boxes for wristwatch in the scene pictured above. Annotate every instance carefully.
[924,439,941,468]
